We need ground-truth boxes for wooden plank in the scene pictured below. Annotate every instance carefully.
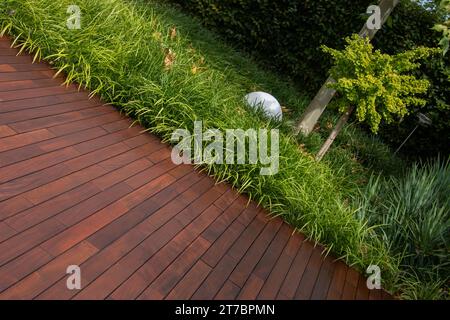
[41,174,176,256]
[0,138,136,203]
[0,40,13,48]
[22,165,107,205]
[0,218,67,267]
[0,70,54,82]
[0,164,72,214]
[0,62,49,72]
[38,178,212,300]
[0,128,55,153]
[9,106,112,133]
[165,260,212,300]
[341,268,360,300]
[86,169,199,250]
[71,184,223,300]
[109,204,222,299]
[0,78,61,92]
[138,237,211,300]
[73,221,182,299]
[326,261,348,300]
[310,256,335,300]
[214,280,241,300]
[101,119,132,133]
[0,248,52,292]
[369,288,383,300]
[193,254,239,300]
[0,127,107,168]
[47,113,122,136]
[355,274,370,300]
[236,224,292,299]
[201,195,247,243]
[0,241,98,299]
[124,158,176,189]
[226,213,268,263]
[0,48,20,55]
[0,222,16,243]
[72,127,142,154]
[237,274,265,299]
[252,223,292,282]
[294,249,325,299]
[257,233,303,299]
[214,189,240,211]
[201,219,247,268]
[0,99,103,125]
[92,157,153,190]
[0,92,90,113]
[0,140,129,204]
[0,125,16,138]
[146,146,171,163]
[5,182,101,233]
[228,218,283,288]
[0,146,80,185]
[55,183,134,228]
[0,196,34,221]
[277,241,314,299]
[0,55,34,64]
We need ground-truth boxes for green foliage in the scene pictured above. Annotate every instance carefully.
[322,35,436,133]
[167,0,376,91]
[172,0,449,160]
[433,0,450,55]
[1,0,399,292]
[169,0,439,91]
[354,159,450,299]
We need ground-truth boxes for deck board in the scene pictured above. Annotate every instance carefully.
[0,36,391,300]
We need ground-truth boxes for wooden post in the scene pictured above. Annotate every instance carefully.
[294,0,400,136]
[316,105,355,161]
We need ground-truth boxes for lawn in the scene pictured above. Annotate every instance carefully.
[3,0,446,298]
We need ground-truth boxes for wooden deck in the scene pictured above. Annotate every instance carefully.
[0,36,390,300]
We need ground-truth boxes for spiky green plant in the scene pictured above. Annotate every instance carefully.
[355,159,450,299]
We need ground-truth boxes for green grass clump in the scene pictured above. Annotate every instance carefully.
[1,0,399,291]
[354,159,450,299]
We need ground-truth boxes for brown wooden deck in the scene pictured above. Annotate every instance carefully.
[0,36,390,300]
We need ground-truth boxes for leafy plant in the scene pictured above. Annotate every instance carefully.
[315,35,436,161]
[174,0,448,159]
[433,0,450,55]
[322,35,436,134]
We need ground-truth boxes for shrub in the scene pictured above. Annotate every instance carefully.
[374,1,450,160]
[170,0,439,91]
[322,35,436,133]
[171,0,449,160]
[354,159,450,299]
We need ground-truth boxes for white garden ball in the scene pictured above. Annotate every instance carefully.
[245,91,282,121]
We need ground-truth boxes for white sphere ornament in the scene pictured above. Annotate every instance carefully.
[245,91,282,121]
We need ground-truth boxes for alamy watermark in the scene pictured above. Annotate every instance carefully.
[66,265,81,290]
[67,5,81,30]
[170,121,279,176]
[366,5,382,30]
[366,265,382,290]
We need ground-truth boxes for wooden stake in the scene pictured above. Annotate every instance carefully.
[316,105,355,161]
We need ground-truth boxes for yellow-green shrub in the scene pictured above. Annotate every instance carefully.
[322,35,437,133]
